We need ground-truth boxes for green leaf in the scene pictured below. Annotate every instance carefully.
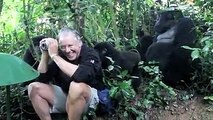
[204,96,213,101]
[143,99,153,109]
[121,70,129,77]
[109,87,118,98]
[138,61,144,66]
[201,36,211,43]
[122,89,131,98]
[106,56,115,64]
[129,107,139,114]
[108,65,114,71]
[123,111,128,117]
[168,88,177,96]
[191,49,200,60]
[203,46,210,52]
[159,81,168,88]
[119,81,131,89]
[130,76,139,79]
[182,46,194,50]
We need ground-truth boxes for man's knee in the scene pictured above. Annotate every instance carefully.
[69,82,90,94]
[28,82,44,97]
[66,82,92,113]
[68,82,90,100]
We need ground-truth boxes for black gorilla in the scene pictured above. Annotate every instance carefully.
[145,10,199,87]
[136,35,154,61]
[22,35,47,86]
[23,36,48,68]
[154,10,183,33]
[94,42,142,92]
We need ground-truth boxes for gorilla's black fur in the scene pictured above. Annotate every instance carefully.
[94,42,142,92]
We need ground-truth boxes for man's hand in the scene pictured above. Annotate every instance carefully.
[39,38,59,59]
[38,38,57,73]
[46,38,59,59]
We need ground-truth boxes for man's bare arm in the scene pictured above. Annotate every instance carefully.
[51,55,78,77]
[37,53,49,73]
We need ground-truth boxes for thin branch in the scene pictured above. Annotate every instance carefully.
[0,0,3,16]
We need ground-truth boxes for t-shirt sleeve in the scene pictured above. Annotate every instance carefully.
[72,49,102,83]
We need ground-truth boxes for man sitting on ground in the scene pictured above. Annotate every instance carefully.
[28,28,106,120]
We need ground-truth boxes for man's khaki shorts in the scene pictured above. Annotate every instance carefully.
[49,85,99,113]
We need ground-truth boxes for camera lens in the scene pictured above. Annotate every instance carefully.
[40,43,48,51]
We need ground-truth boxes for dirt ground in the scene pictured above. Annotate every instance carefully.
[145,96,213,120]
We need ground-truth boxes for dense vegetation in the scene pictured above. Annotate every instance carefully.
[0,0,212,119]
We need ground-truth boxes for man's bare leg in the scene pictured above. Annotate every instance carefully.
[28,82,55,120]
[66,82,91,120]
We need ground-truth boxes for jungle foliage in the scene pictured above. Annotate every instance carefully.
[0,0,212,119]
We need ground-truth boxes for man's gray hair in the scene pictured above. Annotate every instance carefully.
[58,27,82,42]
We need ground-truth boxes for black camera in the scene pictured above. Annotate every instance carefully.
[40,42,48,51]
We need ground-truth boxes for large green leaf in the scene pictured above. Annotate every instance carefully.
[0,52,39,86]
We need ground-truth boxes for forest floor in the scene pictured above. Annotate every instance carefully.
[145,95,213,120]
[94,87,213,120]
[13,86,213,120]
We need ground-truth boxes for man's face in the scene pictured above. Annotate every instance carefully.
[59,33,82,61]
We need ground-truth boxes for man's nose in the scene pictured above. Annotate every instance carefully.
[65,47,70,53]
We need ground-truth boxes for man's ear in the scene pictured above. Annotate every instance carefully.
[78,40,83,47]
